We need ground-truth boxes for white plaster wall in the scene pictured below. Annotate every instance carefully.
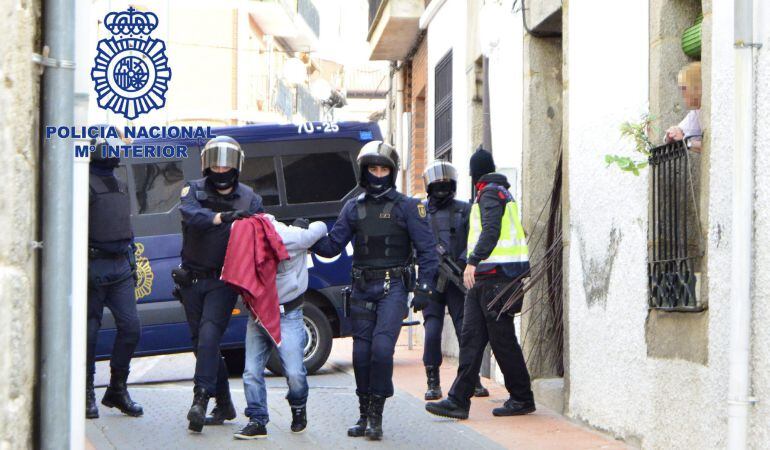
[749,0,770,444]
[488,0,525,203]
[566,0,652,443]
[564,0,770,447]
[426,0,468,197]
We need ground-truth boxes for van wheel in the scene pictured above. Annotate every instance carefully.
[222,347,245,377]
[266,302,333,376]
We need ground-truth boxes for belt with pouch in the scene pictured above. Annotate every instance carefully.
[187,268,221,280]
[351,266,410,282]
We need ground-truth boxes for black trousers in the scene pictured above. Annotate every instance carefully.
[422,283,465,367]
[180,278,237,394]
[447,276,533,408]
[87,256,141,376]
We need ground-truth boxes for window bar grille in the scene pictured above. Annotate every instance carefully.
[648,140,701,311]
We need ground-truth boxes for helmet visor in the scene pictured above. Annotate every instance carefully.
[423,161,458,187]
[201,143,243,172]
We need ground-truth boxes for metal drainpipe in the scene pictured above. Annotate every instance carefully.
[479,54,493,378]
[39,0,75,447]
[728,0,758,447]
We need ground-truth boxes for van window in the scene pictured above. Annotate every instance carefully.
[282,152,356,204]
[133,161,185,214]
[241,157,280,206]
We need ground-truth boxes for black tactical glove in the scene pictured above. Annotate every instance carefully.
[292,217,310,229]
[220,209,251,223]
[411,283,433,312]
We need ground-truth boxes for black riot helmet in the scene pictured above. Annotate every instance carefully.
[201,136,244,190]
[357,140,400,189]
[90,125,126,169]
[423,160,458,195]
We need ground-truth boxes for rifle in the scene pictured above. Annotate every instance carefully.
[435,244,467,295]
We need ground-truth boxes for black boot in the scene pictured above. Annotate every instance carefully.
[347,393,369,437]
[365,395,386,441]
[424,366,442,400]
[474,379,490,397]
[290,406,307,433]
[187,386,211,432]
[101,369,143,417]
[204,390,236,425]
[86,373,99,419]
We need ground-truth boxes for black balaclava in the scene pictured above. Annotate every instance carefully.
[207,168,238,191]
[364,168,392,196]
[469,146,496,185]
[428,180,455,209]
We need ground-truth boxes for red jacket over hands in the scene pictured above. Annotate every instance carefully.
[221,215,289,346]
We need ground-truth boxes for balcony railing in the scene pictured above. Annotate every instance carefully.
[298,0,320,38]
[273,80,293,119]
[648,140,704,311]
[297,85,320,121]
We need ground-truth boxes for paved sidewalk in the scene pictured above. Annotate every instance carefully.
[86,338,629,449]
[349,339,630,450]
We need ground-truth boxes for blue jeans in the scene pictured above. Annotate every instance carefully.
[243,307,309,424]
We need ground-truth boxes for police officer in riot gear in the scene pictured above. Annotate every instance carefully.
[177,136,263,432]
[312,141,439,441]
[86,129,143,419]
[421,161,489,401]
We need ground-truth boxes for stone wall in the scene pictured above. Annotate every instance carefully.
[0,0,41,447]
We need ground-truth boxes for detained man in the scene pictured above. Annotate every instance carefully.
[234,217,327,440]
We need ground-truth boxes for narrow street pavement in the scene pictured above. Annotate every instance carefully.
[87,338,629,449]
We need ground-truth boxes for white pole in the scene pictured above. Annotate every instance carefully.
[727,0,757,448]
[70,149,90,450]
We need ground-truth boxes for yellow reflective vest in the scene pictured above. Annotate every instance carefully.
[467,198,529,265]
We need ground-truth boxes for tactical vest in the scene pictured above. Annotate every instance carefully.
[88,173,133,243]
[467,187,529,266]
[425,199,469,262]
[352,195,411,269]
[181,180,254,271]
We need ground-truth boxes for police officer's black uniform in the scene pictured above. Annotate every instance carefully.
[420,161,488,401]
[177,136,263,432]
[312,141,438,441]
[425,148,535,420]
[86,134,143,419]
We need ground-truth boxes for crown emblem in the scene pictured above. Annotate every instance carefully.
[91,7,171,120]
[104,7,158,36]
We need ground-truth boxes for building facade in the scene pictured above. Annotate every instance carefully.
[368,0,770,447]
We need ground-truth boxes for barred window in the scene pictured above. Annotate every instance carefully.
[435,50,452,159]
[648,140,704,311]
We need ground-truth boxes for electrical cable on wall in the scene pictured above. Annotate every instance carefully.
[512,0,562,38]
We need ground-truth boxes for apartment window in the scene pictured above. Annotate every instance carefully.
[435,50,452,159]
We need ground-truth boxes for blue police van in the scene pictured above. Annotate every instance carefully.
[96,121,382,375]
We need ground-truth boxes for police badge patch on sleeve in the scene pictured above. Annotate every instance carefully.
[181,185,190,197]
[417,203,427,218]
